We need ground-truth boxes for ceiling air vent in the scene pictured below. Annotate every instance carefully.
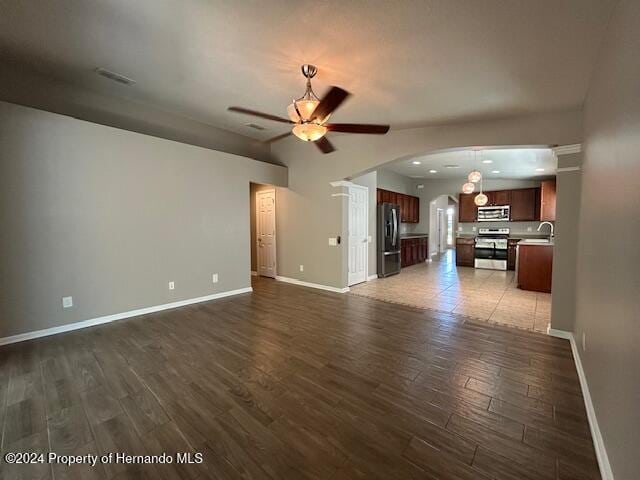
[444,164,461,169]
[245,123,265,131]
[94,67,136,86]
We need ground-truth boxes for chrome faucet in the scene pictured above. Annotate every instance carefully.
[537,221,554,240]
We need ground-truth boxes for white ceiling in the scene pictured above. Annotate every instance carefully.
[0,0,615,141]
[384,147,558,180]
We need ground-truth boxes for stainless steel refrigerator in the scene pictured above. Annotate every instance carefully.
[377,202,401,277]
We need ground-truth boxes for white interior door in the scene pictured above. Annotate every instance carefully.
[348,185,368,286]
[437,208,444,253]
[256,189,276,278]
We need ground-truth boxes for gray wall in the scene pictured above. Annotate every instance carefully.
[550,153,582,331]
[0,67,274,164]
[573,2,640,478]
[0,101,286,339]
[352,171,377,277]
[271,110,582,289]
[377,169,414,194]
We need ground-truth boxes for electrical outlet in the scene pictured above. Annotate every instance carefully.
[62,296,73,308]
[168,281,175,290]
[212,273,219,284]
[527,226,533,232]
[582,331,586,351]
[368,235,372,243]
[299,265,304,272]
[328,237,338,246]
[472,226,477,232]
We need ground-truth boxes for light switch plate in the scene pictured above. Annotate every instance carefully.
[62,296,73,308]
[368,236,372,243]
[299,265,304,272]
[472,226,477,232]
[212,273,219,283]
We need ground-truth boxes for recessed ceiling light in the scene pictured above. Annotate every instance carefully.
[429,169,438,173]
[536,168,545,172]
[444,164,460,169]
[492,170,501,174]
[411,160,422,165]
[245,122,265,130]
[482,160,493,164]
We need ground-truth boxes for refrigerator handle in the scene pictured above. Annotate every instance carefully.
[391,208,398,247]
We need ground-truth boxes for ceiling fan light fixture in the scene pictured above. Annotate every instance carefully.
[287,99,320,123]
[292,123,327,142]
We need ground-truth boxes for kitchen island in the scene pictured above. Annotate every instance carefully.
[517,240,554,292]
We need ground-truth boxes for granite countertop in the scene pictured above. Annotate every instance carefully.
[509,234,551,239]
[456,233,550,240]
[400,233,429,239]
[517,239,554,247]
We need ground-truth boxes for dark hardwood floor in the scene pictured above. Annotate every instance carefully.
[0,277,599,479]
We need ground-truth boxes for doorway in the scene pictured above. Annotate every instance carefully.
[436,208,444,253]
[255,188,276,278]
[348,184,369,286]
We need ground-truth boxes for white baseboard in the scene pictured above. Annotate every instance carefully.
[548,329,613,480]
[275,276,349,293]
[251,271,258,276]
[367,274,378,281]
[0,287,253,347]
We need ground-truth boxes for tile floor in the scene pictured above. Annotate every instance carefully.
[350,250,551,333]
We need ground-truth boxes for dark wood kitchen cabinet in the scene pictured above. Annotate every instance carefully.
[540,179,557,221]
[455,237,475,267]
[401,236,428,267]
[517,244,553,293]
[510,188,540,221]
[489,189,511,206]
[458,193,477,222]
[507,238,520,270]
[377,188,420,223]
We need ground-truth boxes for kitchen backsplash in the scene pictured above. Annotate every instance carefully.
[458,221,554,235]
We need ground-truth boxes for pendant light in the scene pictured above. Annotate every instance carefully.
[474,172,488,206]
[467,150,482,183]
[468,170,482,183]
[462,182,475,194]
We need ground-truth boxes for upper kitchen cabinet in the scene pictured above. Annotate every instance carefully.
[488,189,511,206]
[377,188,420,223]
[510,188,540,221]
[458,183,555,223]
[540,180,557,221]
[458,193,477,222]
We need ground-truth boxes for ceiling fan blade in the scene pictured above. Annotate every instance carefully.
[326,123,390,134]
[310,87,351,122]
[228,107,292,124]
[315,136,336,154]
[264,131,292,143]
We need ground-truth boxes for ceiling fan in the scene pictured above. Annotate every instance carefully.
[228,64,390,154]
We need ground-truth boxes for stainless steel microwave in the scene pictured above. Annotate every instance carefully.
[477,205,510,222]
